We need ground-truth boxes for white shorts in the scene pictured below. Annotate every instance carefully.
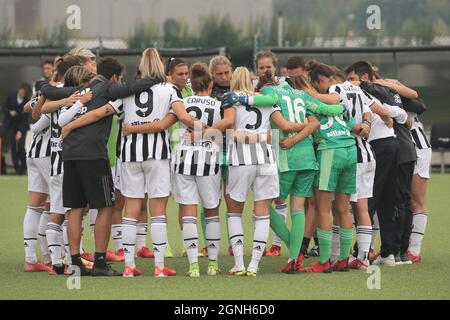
[226,164,279,202]
[121,159,171,199]
[49,174,67,214]
[172,172,221,209]
[112,160,122,190]
[414,148,431,179]
[27,157,50,194]
[350,161,376,202]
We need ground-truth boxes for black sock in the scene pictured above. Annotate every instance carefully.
[313,236,319,247]
[352,241,359,257]
[301,237,310,254]
[94,252,107,268]
[71,253,83,267]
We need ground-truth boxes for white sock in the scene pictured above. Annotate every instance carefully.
[38,211,50,263]
[151,216,167,268]
[205,216,220,261]
[89,209,97,251]
[46,222,63,266]
[248,215,270,272]
[182,216,198,265]
[23,206,43,263]
[111,224,122,251]
[330,225,340,263]
[122,218,137,268]
[272,204,287,247]
[136,223,148,249]
[80,214,86,252]
[227,213,244,270]
[371,213,379,249]
[356,225,372,261]
[409,212,428,256]
[62,220,72,265]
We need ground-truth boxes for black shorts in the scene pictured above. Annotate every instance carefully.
[63,159,115,209]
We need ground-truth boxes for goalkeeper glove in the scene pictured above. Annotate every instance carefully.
[223,92,250,107]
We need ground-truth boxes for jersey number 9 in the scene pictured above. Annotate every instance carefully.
[135,89,154,118]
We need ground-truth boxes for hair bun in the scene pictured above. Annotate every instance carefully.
[190,63,207,78]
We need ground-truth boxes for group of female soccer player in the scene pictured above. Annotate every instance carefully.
[21,47,430,277]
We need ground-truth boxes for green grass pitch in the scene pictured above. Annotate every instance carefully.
[1,175,449,300]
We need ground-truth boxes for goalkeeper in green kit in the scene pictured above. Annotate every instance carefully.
[224,72,345,273]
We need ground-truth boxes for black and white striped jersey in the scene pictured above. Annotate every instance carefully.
[49,83,65,176]
[329,81,376,163]
[409,112,431,150]
[227,93,278,166]
[115,113,124,159]
[50,108,64,176]
[173,95,222,176]
[115,83,183,162]
[27,114,51,159]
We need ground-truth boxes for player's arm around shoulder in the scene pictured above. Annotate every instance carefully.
[270,109,307,132]
[123,113,178,136]
[279,115,319,149]
[60,98,113,140]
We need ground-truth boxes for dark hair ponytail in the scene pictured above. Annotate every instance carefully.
[255,69,276,92]
[190,62,212,92]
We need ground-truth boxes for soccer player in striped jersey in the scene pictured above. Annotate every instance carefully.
[226,72,345,273]
[108,68,152,262]
[22,92,53,273]
[41,57,92,275]
[60,48,198,277]
[408,108,430,262]
[171,63,230,277]
[165,58,196,258]
[224,67,308,276]
[253,50,286,257]
[207,55,234,257]
[44,55,163,277]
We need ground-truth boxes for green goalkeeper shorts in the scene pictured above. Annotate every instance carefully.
[279,170,316,199]
[314,145,357,194]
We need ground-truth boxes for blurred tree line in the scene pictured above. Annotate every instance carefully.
[127,0,450,49]
[0,0,449,49]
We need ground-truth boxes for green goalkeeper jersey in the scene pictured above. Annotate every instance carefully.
[254,83,344,172]
[306,109,356,151]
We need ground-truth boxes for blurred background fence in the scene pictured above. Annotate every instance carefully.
[0,45,449,171]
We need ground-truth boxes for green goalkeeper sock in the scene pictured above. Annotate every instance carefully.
[338,227,353,261]
[317,228,332,264]
[200,207,207,246]
[269,206,290,247]
[289,210,305,260]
